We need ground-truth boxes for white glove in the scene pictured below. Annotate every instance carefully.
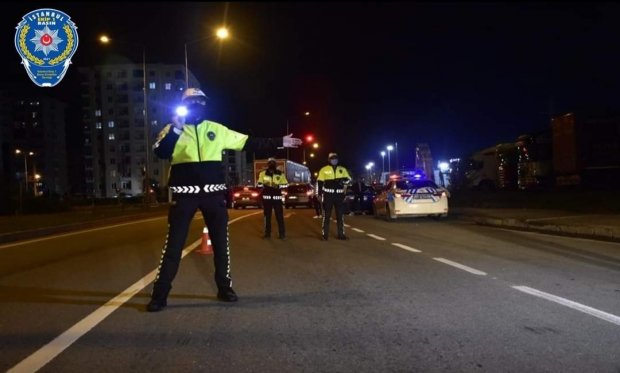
[172,115,185,131]
[283,133,302,148]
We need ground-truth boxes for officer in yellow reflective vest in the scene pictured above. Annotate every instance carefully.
[317,153,352,240]
[148,88,301,312]
[257,158,289,239]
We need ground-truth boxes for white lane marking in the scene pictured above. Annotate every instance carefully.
[432,258,487,276]
[391,243,421,253]
[352,228,365,233]
[344,224,351,228]
[284,213,293,218]
[8,211,261,373]
[512,286,620,326]
[367,234,386,241]
[0,217,166,249]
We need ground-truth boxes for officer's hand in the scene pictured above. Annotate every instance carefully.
[172,115,185,130]
[283,133,302,148]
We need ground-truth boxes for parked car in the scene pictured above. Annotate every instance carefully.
[344,186,376,215]
[284,183,314,208]
[230,186,262,209]
[373,177,449,220]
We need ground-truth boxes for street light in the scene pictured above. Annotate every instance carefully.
[184,26,230,87]
[386,145,394,174]
[380,151,386,179]
[99,35,150,205]
[15,149,34,191]
[287,111,311,161]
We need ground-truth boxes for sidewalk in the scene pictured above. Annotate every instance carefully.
[452,207,620,243]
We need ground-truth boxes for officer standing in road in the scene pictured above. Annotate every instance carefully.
[257,157,288,239]
[148,88,301,312]
[317,153,352,240]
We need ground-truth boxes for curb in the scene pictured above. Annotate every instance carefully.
[457,215,620,243]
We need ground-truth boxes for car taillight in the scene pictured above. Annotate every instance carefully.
[306,190,313,196]
[233,193,240,197]
[251,192,259,197]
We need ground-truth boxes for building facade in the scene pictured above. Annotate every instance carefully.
[79,63,247,198]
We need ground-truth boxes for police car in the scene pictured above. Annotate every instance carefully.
[373,176,449,220]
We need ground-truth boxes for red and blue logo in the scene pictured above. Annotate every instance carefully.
[14,9,79,87]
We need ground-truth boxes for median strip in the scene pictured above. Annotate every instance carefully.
[432,258,487,275]
[512,286,620,326]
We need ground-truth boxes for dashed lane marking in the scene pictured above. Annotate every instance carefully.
[391,243,421,253]
[432,257,487,276]
[367,234,386,241]
[512,286,620,327]
[352,228,365,233]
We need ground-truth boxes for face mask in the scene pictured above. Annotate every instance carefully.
[186,103,206,124]
[330,159,338,166]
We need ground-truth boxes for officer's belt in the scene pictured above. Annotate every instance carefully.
[262,195,283,200]
[170,184,227,194]
[323,188,345,193]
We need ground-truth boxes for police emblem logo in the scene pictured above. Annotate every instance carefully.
[207,131,216,141]
[14,9,79,87]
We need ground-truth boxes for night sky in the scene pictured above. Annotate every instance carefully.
[4,2,620,176]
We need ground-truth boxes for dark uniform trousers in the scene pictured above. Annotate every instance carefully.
[322,193,345,238]
[263,198,285,236]
[152,193,231,302]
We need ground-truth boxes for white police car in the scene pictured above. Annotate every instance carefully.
[373,177,449,220]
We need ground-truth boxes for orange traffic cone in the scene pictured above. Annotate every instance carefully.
[196,227,213,255]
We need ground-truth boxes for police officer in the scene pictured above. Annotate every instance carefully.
[148,88,301,312]
[317,153,352,240]
[257,157,288,239]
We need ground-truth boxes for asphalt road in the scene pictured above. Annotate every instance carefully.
[1,208,619,372]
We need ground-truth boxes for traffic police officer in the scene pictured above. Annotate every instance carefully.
[148,88,301,312]
[257,157,288,239]
[317,153,352,240]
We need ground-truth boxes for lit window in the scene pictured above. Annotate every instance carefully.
[32,112,37,118]
[149,82,156,89]
[165,83,172,90]
[95,122,102,129]
[151,120,158,126]
[108,133,115,140]
[95,110,102,117]
[108,121,115,128]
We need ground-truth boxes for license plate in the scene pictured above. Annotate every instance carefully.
[242,197,249,200]
[289,196,297,199]
[412,194,432,199]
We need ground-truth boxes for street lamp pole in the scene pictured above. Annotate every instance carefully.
[142,46,150,206]
[386,145,393,174]
[380,151,386,178]
[184,42,189,88]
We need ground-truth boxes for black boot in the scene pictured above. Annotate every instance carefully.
[147,283,171,312]
[217,286,238,302]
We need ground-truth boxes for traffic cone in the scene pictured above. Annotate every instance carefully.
[196,227,213,255]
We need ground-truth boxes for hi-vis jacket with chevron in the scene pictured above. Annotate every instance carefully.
[257,169,289,196]
[153,120,281,196]
[317,165,352,196]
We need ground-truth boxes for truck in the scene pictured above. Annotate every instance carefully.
[515,130,553,190]
[551,112,620,187]
[252,159,311,186]
[461,143,518,190]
